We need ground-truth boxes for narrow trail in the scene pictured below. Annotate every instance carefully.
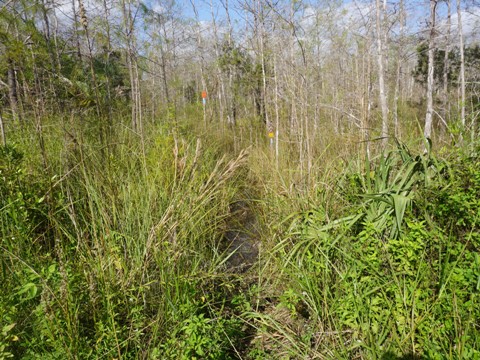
[223,199,260,272]
[205,134,264,273]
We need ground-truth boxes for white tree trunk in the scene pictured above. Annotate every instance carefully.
[424,0,437,142]
[190,0,208,127]
[457,0,466,134]
[376,0,388,147]
[443,0,451,122]
[393,0,405,138]
[0,111,5,146]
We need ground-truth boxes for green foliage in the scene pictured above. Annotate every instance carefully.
[0,145,53,255]
[414,42,460,87]
[0,315,17,359]
[427,149,480,232]
[1,2,130,117]
[160,302,243,360]
[414,43,480,109]
[355,144,437,238]
[256,143,480,358]
[218,40,265,121]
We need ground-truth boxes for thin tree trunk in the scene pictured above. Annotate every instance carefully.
[78,0,102,117]
[361,36,372,160]
[159,20,171,107]
[52,6,62,71]
[376,0,388,147]
[7,58,19,122]
[224,0,236,127]
[424,0,437,142]
[40,0,58,100]
[457,0,466,136]
[393,0,405,138]
[210,0,226,125]
[121,0,139,131]
[221,0,234,127]
[257,0,270,134]
[30,44,46,115]
[29,45,48,167]
[72,0,82,61]
[443,0,451,123]
[158,35,170,105]
[0,110,6,146]
[102,0,113,128]
[273,52,280,165]
[41,0,51,41]
[190,0,208,127]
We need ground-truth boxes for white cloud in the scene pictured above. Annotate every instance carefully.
[452,7,480,43]
[152,3,166,14]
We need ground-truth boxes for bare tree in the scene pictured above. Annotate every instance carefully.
[121,0,142,133]
[443,0,451,122]
[457,0,466,136]
[71,0,82,61]
[424,0,437,142]
[393,0,406,138]
[7,58,19,122]
[256,0,270,135]
[101,0,113,126]
[211,0,226,126]
[190,0,208,127]
[376,0,389,147]
[78,0,102,120]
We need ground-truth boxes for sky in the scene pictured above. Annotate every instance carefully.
[49,0,480,47]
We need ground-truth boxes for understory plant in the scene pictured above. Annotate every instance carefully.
[248,142,480,359]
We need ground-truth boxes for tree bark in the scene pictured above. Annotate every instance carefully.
[78,0,102,116]
[159,22,170,105]
[190,0,208,127]
[256,0,270,133]
[210,0,226,126]
[443,0,451,123]
[0,110,6,146]
[393,0,405,139]
[424,0,437,142]
[71,0,82,61]
[376,0,388,147]
[102,0,113,127]
[7,58,19,122]
[121,0,140,131]
[457,0,466,136]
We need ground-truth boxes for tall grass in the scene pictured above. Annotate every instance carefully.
[0,115,253,358]
[1,110,479,359]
